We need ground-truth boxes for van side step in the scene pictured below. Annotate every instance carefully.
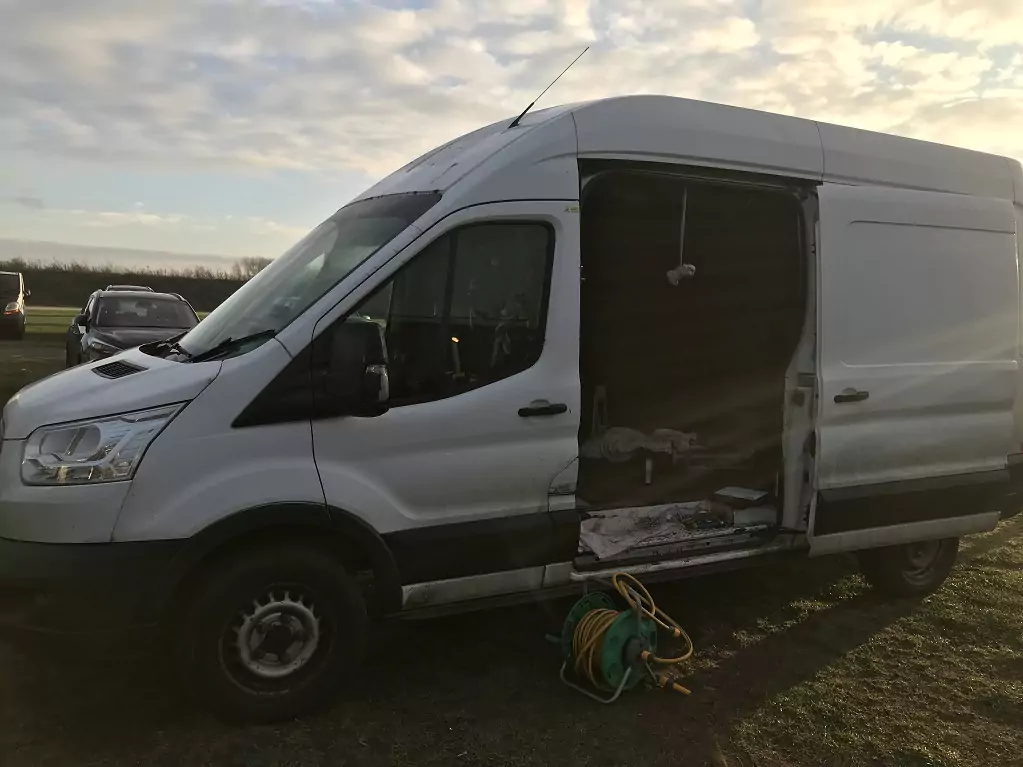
[570,540,801,583]
[574,527,775,572]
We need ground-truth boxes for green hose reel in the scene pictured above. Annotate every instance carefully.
[558,591,659,703]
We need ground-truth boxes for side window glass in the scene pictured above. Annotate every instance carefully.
[343,222,553,405]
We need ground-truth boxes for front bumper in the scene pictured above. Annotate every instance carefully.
[0,536,181,641]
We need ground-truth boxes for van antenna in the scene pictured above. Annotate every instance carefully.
[508,46,590,129]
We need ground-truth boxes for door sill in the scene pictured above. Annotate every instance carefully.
[570,538,802,583]
[574,527,775,571]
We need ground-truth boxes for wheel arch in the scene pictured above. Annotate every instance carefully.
[146,502,403,621]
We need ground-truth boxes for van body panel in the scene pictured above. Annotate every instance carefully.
[810,510,1001,556]
[311,201,581,554]
[1006,158,1022,205]
[573,95,824,180]
[354,103,582,202]
[812,183,1018,549]
[0,347,220,440]
[112,339,326,542]
[1012,198,1023,450]
[819,123,1015,199]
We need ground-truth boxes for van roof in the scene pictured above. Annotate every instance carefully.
[363,95,1022,204]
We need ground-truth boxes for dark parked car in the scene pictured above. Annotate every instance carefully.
[65,290,199,367]
[0,271,30,340]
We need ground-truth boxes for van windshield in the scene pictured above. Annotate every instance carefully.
[177,192,441,360]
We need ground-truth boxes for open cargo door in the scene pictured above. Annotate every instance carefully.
[810,184,1017,555]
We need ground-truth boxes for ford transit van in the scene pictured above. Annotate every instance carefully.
[2,95,1021,721]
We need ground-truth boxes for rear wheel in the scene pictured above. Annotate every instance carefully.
[173,542,368,722]
[858,537,959,597]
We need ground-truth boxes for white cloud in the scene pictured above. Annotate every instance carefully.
[0,0,1020,189]
[5,200,306,257]
[76,210,185,228]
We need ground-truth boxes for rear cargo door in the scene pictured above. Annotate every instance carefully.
[811,184,1018,554]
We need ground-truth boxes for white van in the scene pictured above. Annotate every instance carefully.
[1,95,1021,721]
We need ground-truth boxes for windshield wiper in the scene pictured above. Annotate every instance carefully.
[149,332,192,359]
[166,339,192,358]
[189,329,277,363]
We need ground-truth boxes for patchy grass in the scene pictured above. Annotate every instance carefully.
[0,336,65,404]
[0,337,1021,766]
[724,519,1023,766]
[1,517,1020,766]
[25,305,78,337]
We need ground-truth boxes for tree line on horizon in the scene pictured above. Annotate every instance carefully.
[0,255,273,281]
[0,256,273,311]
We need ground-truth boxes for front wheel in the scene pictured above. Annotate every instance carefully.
[858,537,960,597]
[173,542,368,722]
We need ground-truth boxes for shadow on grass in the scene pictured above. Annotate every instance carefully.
[4,520,1021,766]
[0,552,930,767]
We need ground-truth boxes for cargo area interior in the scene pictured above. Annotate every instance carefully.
[575,167,808,567]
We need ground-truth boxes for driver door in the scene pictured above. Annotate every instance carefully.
[311,202,580,584]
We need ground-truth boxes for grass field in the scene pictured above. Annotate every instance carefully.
[24,305,79,337]
[1,336,1022,767]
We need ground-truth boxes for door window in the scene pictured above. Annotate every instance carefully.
[345,222,553,405]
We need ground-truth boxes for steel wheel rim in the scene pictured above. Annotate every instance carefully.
[220,585,328,689]
[903,540,943,584]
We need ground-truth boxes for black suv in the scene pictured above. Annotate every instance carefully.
[66,290,199,367]
[0,271,29,340]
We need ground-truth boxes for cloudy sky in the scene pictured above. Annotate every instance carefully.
[2,0,1021,267]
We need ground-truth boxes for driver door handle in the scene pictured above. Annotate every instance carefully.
[834,388,869,404]
[518,401,568,418]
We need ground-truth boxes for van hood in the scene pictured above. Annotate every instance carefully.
[1,347,222,439]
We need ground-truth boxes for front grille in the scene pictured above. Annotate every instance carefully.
[93,360,147,379]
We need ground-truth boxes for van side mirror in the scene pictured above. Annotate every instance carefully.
[23,288,30,300]
[313,318,389,417]
[74,312,89,328]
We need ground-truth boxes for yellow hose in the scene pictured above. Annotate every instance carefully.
[570,572,694,695]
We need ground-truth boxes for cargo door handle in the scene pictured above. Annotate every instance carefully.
[834,388,869,404]
[518,401,568,418]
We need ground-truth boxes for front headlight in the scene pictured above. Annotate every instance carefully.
[88,339,120,355]
[21,404,181,485]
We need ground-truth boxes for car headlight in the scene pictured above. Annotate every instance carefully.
[21,404,181,485]
[88,339,121,355]
[3,302,18,313]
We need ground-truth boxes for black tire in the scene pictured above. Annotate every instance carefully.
[858,537,959,597]
[173,542,368,723]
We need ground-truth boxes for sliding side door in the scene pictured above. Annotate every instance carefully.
[811,184,1018,555]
